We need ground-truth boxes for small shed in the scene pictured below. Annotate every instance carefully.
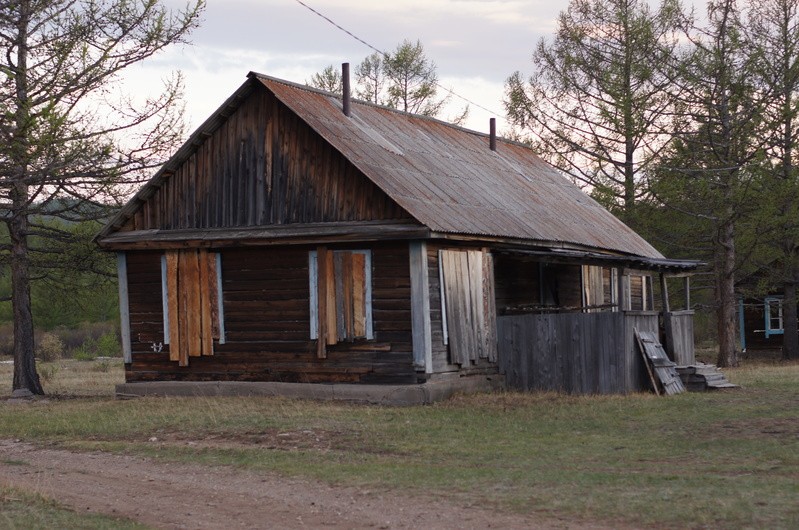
[97,71,697,399]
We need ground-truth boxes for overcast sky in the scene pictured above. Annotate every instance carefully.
[127,0,567,136]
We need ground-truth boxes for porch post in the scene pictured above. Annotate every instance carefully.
[660,273,670,313]
[409,241,433,373]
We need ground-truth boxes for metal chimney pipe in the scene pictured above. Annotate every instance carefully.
[342,62,351,117]
[489,118,497,151]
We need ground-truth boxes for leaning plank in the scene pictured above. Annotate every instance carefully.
[635,328,660,396]
[635,329,685,395]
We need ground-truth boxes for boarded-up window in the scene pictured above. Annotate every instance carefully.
[161,250,224,366]
[439,249,497,366]
[627,274,652,311]
[582,265,618,312]
[309,248,373,358]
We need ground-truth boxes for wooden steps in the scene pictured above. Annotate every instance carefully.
[676,363,738,391]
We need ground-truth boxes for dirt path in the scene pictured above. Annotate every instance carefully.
[0,439,614,529]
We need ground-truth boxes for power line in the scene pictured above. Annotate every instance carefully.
[293,0,503,119]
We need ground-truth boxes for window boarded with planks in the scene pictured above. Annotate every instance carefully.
[582,265,618,312]
[162,249,223,366]
[439,249,497,366]
[310,248,373,358]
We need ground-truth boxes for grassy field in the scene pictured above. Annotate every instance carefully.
[1,358,798,529]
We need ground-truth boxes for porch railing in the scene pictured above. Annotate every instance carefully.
[497,311,661,394]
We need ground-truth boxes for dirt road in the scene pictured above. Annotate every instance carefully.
[0,439,617,529]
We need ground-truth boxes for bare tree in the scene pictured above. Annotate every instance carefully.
[504,0,683,219]
[0,0,204,395]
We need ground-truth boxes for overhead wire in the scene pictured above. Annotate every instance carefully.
[292,0,504,119]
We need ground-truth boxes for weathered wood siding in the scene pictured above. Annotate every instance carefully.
[123,86,410,232]
[622,311,659,391]
[124,243,416,384]
[663,310,695,365]
[497,311,658,394]
[426,243,498,376]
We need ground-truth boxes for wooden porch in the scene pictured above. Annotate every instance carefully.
[497,310,695,394]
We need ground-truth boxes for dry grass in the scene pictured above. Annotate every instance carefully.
[1,358,798,528]
[0,358,124,398]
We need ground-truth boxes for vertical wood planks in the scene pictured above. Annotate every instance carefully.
[409,241,433,372]
[198,250,214,356]
[351,252,367,338]
[182,250,202,358]
[440,249,497,366]
[323,248,337,346]
[496,311,659,394]
[482,250,498,363]
[165,251,181,364]
[316,246,328,358]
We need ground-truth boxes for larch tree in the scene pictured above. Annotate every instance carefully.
[355,52,386,105]
[746,0,799,360]
[504,0,682,220]
[0,0,204,396]
[307,64,343,94]
[650,0,765,367]
[310,41,467,123]
[383,39,447,116]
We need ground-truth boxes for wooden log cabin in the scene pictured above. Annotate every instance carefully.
[97,70,698,397]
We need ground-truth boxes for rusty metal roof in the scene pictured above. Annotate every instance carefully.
[100,72,665,260]
[255,74,663,259]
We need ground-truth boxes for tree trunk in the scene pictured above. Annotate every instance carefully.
[715,220,738,367]
[9,207,42,395]
[782,274,798,361]
[10,1,42,395]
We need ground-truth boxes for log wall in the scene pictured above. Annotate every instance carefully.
[124,243,416,384]
[124,86,410,232]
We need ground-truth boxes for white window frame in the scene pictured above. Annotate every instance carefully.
[309,250,374,340]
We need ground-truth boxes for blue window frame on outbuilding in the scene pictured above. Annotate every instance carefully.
[764,296,784,338]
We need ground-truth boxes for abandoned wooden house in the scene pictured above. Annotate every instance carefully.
[97,70,698,400]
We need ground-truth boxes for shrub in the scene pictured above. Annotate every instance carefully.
[95,332,121,358]
[38,363,59,383]
[72,340,98,361]
[35,332,64,362]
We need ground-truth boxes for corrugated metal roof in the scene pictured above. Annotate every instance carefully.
[256,74,663,259]
[100,72,665,260]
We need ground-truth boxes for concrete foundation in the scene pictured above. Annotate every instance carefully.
[116,374,504,406]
